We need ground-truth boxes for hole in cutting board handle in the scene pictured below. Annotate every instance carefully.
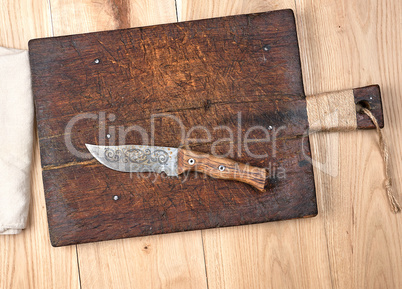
[356,100,371,113]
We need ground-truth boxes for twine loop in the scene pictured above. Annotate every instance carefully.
[360,107,401,213]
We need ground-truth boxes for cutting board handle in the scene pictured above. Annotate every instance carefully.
[306,84,384,131]
[177,149,267,191]
[353,85,384,129]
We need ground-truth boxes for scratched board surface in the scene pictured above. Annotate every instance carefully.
[29,9,317,246]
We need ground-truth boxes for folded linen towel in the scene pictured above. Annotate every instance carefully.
[0,47,33,234]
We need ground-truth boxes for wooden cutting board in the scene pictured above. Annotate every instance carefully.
[29,9,383,246]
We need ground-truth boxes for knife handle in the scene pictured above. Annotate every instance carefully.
[177,149,267,191]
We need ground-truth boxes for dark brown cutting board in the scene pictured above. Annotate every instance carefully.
[29,9,382,246]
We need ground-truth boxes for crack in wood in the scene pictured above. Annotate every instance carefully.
[43,159,98,171]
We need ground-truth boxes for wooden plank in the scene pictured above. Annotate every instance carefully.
[202,218,334,289]
[0,1,80,289]
[0,0,51,49]
[177,1,333,289]
[76,232,207,289]
[295,0,402,288]
[49,0,207,288]
[50,0,177,36]
[176,0,295,21]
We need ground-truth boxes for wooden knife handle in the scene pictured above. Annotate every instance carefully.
[177,149,267,191]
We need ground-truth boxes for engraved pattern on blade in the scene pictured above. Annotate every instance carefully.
[86,144,178,176]
[104,148,169,164]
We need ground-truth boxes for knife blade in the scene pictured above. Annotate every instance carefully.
[86,144,267,191]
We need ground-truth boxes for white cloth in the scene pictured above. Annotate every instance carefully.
[0,47,33,234]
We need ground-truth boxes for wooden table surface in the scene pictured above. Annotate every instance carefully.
[1,0,401,288]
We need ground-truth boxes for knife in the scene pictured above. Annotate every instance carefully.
[86,144,267,191]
